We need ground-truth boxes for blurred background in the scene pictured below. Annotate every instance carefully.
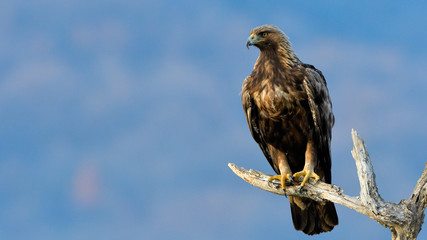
[0,0,426,239]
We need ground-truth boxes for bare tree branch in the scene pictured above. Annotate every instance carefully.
[229,129,427,240]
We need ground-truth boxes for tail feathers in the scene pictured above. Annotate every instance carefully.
[289,196,338,235]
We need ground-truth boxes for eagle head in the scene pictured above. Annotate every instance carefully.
[246,25,291,51]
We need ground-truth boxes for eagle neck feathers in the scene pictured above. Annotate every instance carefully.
[254,41,300,71]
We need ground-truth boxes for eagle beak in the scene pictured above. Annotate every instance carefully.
[246,34,255,49]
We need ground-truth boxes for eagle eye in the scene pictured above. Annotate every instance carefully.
[261,32,269,37]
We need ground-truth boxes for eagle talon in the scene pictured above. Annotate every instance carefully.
[293,170,320,187]
[283,189,288,197]
[285,175,294,186]
[268,174,293,190]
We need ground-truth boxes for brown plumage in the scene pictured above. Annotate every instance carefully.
[242,25,338,235]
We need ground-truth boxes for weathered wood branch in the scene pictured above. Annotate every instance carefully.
[229,129,427,240]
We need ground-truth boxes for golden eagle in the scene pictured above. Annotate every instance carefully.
[242,25,338,235]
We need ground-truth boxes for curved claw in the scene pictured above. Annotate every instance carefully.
[293,170,320,187]
[268,174,293,190]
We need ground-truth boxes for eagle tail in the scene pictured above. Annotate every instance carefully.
[289,196,338,235]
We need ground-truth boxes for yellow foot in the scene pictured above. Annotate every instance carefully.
[293,170,320,187]
[268,174,293,190]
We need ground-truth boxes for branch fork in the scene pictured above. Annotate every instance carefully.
[229,129,427,240]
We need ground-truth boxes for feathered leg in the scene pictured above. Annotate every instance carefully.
[293,140,320,187]
[267,145,293,190]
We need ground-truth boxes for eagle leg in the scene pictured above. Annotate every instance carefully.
[293,170,320,187]
[268,174,293,190]
[293,140,320,187]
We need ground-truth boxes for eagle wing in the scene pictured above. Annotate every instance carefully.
[241,76,278,174]
[302,64,335,183]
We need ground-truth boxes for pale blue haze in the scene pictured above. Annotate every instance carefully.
[0,0,426,239]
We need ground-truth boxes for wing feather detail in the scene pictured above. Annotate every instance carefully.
[242,77,278,174]
[303,76,320,131]
[302,65,334,183]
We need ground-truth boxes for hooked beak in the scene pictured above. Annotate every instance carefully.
[246,34,256,49]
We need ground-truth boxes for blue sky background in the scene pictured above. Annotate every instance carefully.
[1,0,426,239]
